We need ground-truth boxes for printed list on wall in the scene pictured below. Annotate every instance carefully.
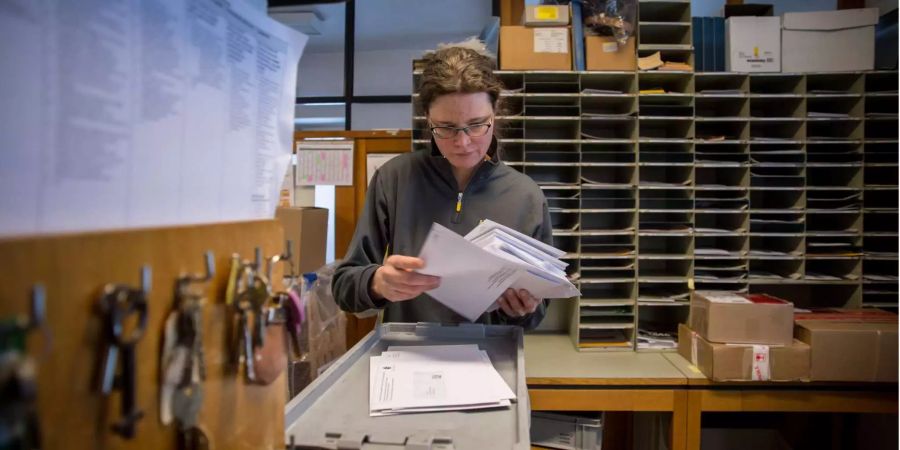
[0,0,308,237]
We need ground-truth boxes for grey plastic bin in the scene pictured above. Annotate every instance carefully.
[285,322,530,449]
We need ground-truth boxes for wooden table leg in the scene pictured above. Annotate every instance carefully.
[671,390,688,450]
[685,390,702,450]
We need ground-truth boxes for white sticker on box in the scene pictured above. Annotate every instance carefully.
[534,28,569,53]
[751,345,770,381]
[704,293,751,304]
[602,41,619,53]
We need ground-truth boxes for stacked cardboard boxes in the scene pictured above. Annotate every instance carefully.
[500,4,636,71]
[679,291,810,382]
[501,5,573,70]
[680,291,899,382]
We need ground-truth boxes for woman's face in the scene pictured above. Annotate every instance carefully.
[427,92,494,172]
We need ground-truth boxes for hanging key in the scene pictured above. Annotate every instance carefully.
[98,266,151,439]
[162,252,214,425]
[252,294,288,385]
[249,273,270,350]
[232,263,258,382]
[0,284,46,450]
[171,380,208,450]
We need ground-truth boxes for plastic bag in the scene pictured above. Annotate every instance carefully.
[301,262,342,336]
[288,262,347,397]
[582,0,637,45]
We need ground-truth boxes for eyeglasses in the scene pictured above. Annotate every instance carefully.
[429,120,493,139]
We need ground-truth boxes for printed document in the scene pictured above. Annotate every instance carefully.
[0,0,307,237]
[416,221,579,321]
[369,344,515,416]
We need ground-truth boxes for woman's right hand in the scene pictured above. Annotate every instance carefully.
[370,255,441,302]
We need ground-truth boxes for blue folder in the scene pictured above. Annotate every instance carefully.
[692,17,705,72]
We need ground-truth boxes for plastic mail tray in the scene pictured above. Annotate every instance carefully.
[285,322,530,450]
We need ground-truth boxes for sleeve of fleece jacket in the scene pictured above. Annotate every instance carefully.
[331,170,391,313]
[492,198,554,330]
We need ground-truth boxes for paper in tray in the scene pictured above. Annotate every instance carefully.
[285,323,529,450]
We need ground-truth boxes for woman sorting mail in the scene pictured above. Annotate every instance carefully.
[332,41,576,330]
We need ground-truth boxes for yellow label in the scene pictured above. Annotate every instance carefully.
[753,46,759,57]
[535,6,559,20]
[688,278,695,290]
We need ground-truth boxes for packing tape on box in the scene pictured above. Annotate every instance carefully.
[690,331,699,366]
[751,345,771,381]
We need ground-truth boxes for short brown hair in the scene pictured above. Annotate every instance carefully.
[418,46,505,117]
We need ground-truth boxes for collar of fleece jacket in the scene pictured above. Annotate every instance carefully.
[427,134,503,192]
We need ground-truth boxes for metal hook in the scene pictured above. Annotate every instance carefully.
[266,240,295,282]
[175,252,214,307]
[139,265,153,297]
[29,284,46,330]
[179,251,215,285]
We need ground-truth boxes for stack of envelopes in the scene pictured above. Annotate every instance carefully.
[417,220,580,321]
[369,344,516,416]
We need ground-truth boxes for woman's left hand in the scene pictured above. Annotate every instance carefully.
[498,288,541,318]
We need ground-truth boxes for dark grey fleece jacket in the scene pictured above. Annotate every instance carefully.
[331,137,553,330]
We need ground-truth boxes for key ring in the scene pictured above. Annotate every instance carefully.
[102,286,148,347]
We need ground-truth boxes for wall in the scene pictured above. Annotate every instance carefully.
[297,47,431,130]
[297,51,344,97]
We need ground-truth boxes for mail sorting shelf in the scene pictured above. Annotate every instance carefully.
[693,73,751,308]
[637,0,694,70]
[412,67,900,351]
[862,71,899,313]
[578,72,641,351]
[636,69,695,351]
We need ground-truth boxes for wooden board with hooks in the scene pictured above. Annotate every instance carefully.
[0,220,287,449]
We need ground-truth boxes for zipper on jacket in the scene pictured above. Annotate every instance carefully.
[452,192,463,224]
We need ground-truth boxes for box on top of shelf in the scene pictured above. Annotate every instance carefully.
[782,8,879,72]
[500,25,573,70]
[524,5,570,27]
[726,16,781,72]
[795,308,898,382]
[689,291,794,346]
[585,35,636,71]
[677,324,810,382]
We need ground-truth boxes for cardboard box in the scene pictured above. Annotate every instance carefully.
[275,207,328,275]
[678,324,810,382]
[782,8,879,72]
[795,309,898,382]
[524,5,570,27]
[585,35,636,71]
[689,291,794,346]
[726,16,781,72]
[500,26,572,71]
